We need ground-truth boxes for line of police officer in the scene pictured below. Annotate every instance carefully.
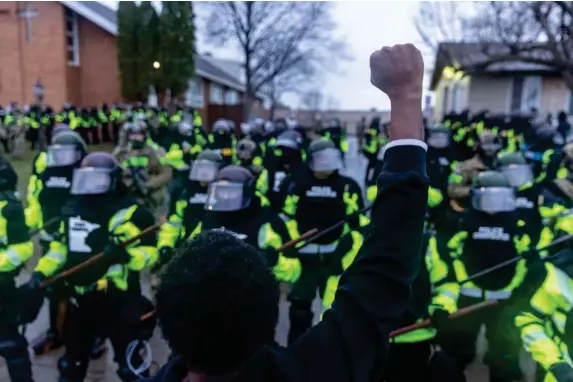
[0,108,360,381]
[6,105,573,381]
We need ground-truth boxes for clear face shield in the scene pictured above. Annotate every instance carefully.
[70,168,113,195]
[471,187,516,214]
[205,182,249,212]
[480,142,502,157]
[310,148,342,172]
[46,144,81,167]
[500,164,533,188]
[189,160,219,183]
[237,141,256,161]
[427,132,450,149]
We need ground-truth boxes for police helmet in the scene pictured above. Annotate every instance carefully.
[471,170,516,214]
[497,152,533,188]
[51,123,71,141]
[0,154,17,190]
[47,131,88,168]
[189,150,223,183]
[328,119,341,129]
[275,130,303,150]
[212,119,232,135]
[307,138,341,172]
[426,125,451,149]
[205,165,255,212]
[178,119,193,137]
[70,152,122,196]
[237,138,258,161]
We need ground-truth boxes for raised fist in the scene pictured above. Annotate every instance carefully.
[370,43,424,101]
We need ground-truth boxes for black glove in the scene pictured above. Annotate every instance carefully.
[159,247,173,265]
[104,244,131,265]
[14,273,46,325]
[430,308,451,333]
[550,363,573,382]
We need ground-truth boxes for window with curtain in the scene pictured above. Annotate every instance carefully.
[210,83,223,105]
[186,77,204,108]
[225,89,238,105]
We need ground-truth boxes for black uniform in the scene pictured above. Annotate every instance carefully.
[143,142,429,382]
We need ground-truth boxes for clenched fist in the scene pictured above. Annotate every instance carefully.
[370,43,424,102]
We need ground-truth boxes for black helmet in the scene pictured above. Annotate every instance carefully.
[497,152,533,188]
[477,131,502,156]
[212,119,232,135]
[124,121,147,149]
[47,131,87,168]
[0,155,17,190]
[70,152,122,196]
[205,165,255,212]
[426,125,451,149]
[189,150,223,183]
[275,130,303,150]
[237,138,257,162]
[307,138,341,172]
[471,170,516,214]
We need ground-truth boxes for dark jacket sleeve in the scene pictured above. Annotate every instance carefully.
[251,144,429,382]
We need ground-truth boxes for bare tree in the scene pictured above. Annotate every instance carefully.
[203,1,348,119]
[300,90,325,111]
[416,1,573,90]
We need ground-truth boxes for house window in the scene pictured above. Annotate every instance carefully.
[225,89,238,105]
[510,76,525,112]
[65,8,79,66]
[567,91,573,116]
[521,76,541,112]
[210,83,223,105]
[451,82,461,113]
[186,77,204,108]
[442,86,450,116]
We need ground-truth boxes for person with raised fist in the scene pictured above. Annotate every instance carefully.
[145,43,429,382]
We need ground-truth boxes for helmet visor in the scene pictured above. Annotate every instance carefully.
[481,142,502,156]
[46,145,81,167]
[310,148,342,172]
[189,160,219,182]
[275,137,299,150]
[471,187,516,213]
[205,182,248,212]
[427,132,450,149]
[70,168,112,195]
[500,164,533,188]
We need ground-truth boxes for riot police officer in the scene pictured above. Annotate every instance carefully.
[277,138,364,344]
[26,130,88,356]
[30,152,158,382]
[208,119,237,166]
[0,155,35,382]
[158,149,223,266]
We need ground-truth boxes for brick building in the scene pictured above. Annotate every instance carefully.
[0,1,249,127]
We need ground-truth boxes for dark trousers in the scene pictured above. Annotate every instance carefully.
[384,341,433,382]
[78,128,90,146]
[0,326,33,382]
[438,295,522,382]
[288,252,339,344]
[59,289,143,382]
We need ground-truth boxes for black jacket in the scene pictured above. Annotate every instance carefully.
[142,143,429,382]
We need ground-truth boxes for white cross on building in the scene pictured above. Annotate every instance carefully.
[18,2,39,42]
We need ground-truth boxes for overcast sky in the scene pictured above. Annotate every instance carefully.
[104,1,434,111]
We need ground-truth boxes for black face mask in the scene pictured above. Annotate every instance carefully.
[477,147,498,167]
[130,139,145,150]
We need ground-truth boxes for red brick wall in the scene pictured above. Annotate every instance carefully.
[76,15,120,106]
[66,66,81,105]
[0,1,67,107]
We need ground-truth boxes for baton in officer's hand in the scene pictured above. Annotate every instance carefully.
[40,219,163,289]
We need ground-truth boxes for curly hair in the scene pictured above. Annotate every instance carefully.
[155,229,280,374]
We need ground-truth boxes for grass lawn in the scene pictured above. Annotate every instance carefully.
[6,143,116,199]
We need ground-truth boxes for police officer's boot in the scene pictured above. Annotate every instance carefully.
[288,299,314,345]
[33,298,66,355]
[57,354,88,382]
[0,334,34,382]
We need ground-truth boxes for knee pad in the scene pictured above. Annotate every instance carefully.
[58,354,88,381]
[0,335,28,359]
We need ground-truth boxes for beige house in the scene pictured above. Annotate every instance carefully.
[430,42,573,122]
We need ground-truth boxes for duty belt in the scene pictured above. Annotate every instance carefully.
[298,242,337,255]
[460,286,511,300]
